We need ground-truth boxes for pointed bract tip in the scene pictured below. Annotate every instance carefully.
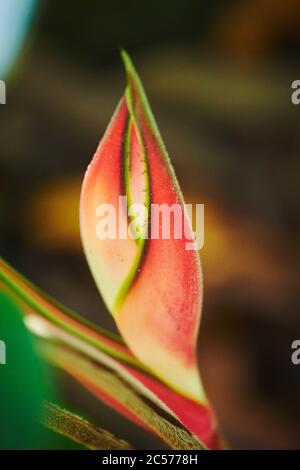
[119,50,156,138]
[120,49,142,93]
[120,48,134,75]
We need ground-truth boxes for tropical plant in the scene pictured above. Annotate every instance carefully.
[0,51,220,450]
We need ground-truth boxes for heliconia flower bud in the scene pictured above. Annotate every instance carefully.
[80,50,205,403]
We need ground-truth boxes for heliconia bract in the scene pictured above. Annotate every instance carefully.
[80,50,205,403]
[0,258,220,449]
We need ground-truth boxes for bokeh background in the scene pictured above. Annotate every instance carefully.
[1,0,300,449]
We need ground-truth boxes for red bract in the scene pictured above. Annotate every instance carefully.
[80,51,205,403]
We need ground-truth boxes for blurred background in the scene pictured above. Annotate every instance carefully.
[1,0,300,449]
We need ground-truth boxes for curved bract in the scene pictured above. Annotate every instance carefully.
[0,258,220,449]
[80,51,205,403]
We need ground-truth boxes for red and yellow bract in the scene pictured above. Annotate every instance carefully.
[80,51,204,403]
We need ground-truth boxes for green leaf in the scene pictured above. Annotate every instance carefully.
[0,290,49,448]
